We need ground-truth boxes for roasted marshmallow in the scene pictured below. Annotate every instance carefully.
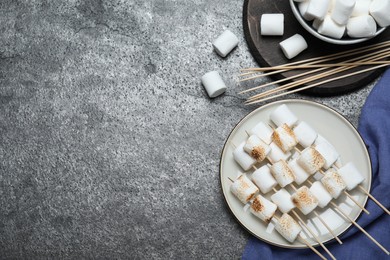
[297,147,325,174]
[291,186,319,215]
[250,194,278,222]
[230,174,259,204]
[274,213,302,243]
[288,158,310,185]
[270,160,295,187]
[272,123,298,153]
[315,141,339,169]
[244,135,271,162]
[321,168,347,199]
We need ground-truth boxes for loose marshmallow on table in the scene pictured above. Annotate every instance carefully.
[252,165,278,194]
[271,188,295,213]
[288,158,310,185]
[332,0,357,25]
[250,194,278,222]
[370,0,390,27]
[244,135,271,162]
[347,15,377,38]
[321,168,347,199]
[293,121,318,148]
[212,30,239,57]
[249,122,273,144]
[298,1,315,21]
[297,147,325,175]
[337,162,365,191]
[230,174,259,204]
[318,15,346,39]
[270,160,295,187]
[274,213,302,243]
[272,124,298,153]
[310,181,333,208]
[233,141,256,171]
[261,14,284,36]
[291,186,319,215]
[351,0,371,17]
[268,142,292,164]
[315,141,339,169]
[270,104,299,128]
[279,34,308,60]
[201,71,227,98]
[307,0,331,20]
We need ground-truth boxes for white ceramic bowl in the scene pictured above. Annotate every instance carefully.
[289,0,387,45]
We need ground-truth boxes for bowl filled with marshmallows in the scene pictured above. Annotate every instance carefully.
[290,0,389,44]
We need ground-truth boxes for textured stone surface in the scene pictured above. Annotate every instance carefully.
[0,0,377,259]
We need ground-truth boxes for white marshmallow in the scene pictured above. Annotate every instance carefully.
[310,181,333,208]
[250,195,278,222]
[318,15,346,39]
[293,121,318,148]
[230,174,259,204]
[268,142,292,163]
[297,147,325,174]
[201,71,227,98]
[272,124,298,153]
[352,0,371,17]
[244,135,271,162]
[338,162,365,191]
[252,165,277,194]
[298,1,315,21]
[249,122,274,144]
[279,34,308,59]
[315,141,339,169]
[261,14,284,36]
[271,188,295,213]
[347,15,377,38]
[332,0,356,25]
[307,0,331,20]
[294,0,306,2]
[270,160,295,187]
[370,0,390,27]
[212,30,239,57]
[291,186,319,215]
[233,141,256,171]
[312,18,322,30]
[321,168,347,199]
[270,104,299,128]
[274,213,302,243]
[288,158,310,185]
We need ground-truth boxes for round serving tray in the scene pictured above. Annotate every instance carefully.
[242,0,390,96]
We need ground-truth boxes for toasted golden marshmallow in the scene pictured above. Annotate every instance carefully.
[291,186,319,215]
[230,174,259,204]
[321,168,347,199]
[274,213,302,243]
[270,160,295,187]
[297,147,325,174]
[250,195,277,222]
[244,135,271,162]
[272,123,298,153]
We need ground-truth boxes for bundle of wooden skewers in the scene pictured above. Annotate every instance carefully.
[239,40,390,104]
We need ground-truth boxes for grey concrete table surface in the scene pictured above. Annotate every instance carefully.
[0,1,378,259]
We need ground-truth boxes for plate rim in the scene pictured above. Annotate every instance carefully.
[219,99,372,248]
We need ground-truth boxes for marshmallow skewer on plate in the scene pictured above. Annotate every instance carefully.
[228,175,329,260]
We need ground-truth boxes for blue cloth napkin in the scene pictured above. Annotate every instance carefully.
[243,69,390,260]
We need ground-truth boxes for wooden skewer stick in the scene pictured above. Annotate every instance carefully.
[243,48,390,97]
[245,51,390,102]
[289,184,343,245]
[357,185,390,215]
[239,40,390,74]
[245,63,390,105]
[291,210,337,260]
[330,201,390,255]
[273,214,328,260]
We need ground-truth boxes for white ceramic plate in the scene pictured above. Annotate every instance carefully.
[220,99,371,248]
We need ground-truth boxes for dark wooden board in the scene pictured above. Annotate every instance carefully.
[243,0,390,96]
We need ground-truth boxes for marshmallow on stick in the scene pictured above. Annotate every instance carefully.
[274,213,303,243]
[230,174,259,204]
[272,123,298,153]
[244,135,271,162]
[252,165,278,194]
[233,141,256,171]
[250,194,278,222]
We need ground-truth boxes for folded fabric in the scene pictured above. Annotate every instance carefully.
[243,68,390,260]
